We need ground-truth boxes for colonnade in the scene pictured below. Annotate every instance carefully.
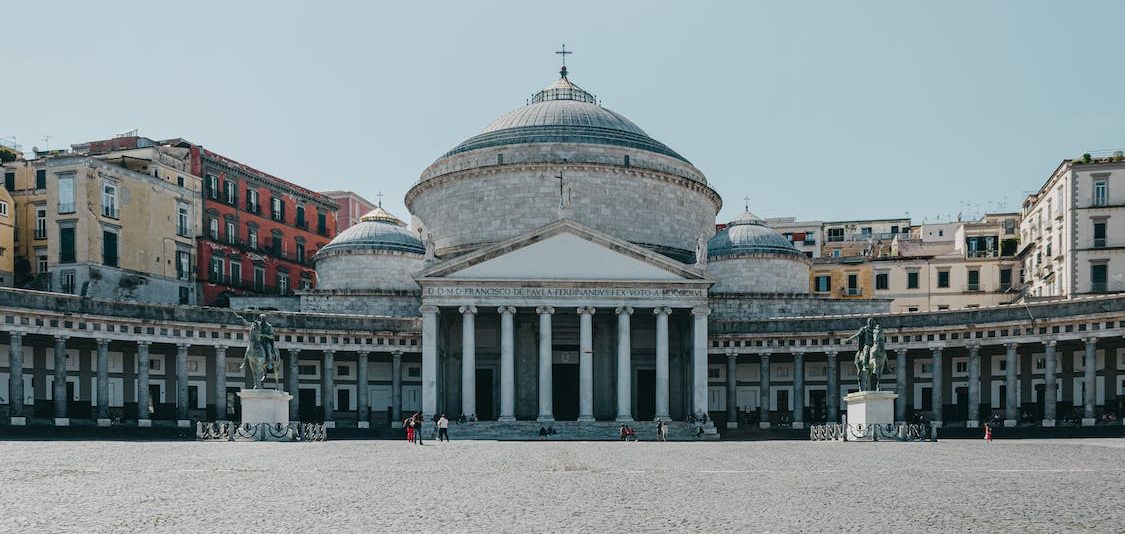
[420,304,710,422]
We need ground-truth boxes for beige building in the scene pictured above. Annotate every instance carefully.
[1021,156,1125,298]
[821,217,910,258]
[0,185,13,286]
[764,217,822,258]
[2,159,49,287]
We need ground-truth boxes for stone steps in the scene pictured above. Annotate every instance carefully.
[410,421,718,441]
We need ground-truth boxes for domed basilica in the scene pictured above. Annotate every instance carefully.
[299,64,881,425]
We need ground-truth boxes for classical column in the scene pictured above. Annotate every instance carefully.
[615,306,634,422]
[420,305,439,420]
[214,345,228,420]
[691,306,710,419]
[536,306,555,423]
[391,350,403,424]
[726,350,738,428]
[967,345,981,428]
[1043,340,1057,426]
[895,349,907,422]
[357,351,370,428]
[8,331,23,422]
[459,305,478,419]
[498,306,516,422]
[653,307,671,421]
[793,352,805,429]
[136,341,151,424]
[1004,342,1018,426]
[826,351,839,423]
[95,338,110,425]
[578,306,596,422]
[931,346,943,426]
[287,348,300,421]
[322,349,335,425]
[175,343,189,425]
[758,353,771,428]
[1083,337,1097,426]
[53,335,68,423]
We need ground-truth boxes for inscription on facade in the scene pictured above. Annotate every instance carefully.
[424,286,707,299]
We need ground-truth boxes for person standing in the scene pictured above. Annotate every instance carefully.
[984,423,992,444]
[413,412,425,445]
[438,414,450,442]
[404,415,415,443]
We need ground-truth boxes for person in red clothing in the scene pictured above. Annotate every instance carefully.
[405,416,415,443]
[984,423,992,443]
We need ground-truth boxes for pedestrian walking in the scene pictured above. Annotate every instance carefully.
[404,416,415,443]
[984,423,992,443]
[438,414,450,442]
[413,413,425,445]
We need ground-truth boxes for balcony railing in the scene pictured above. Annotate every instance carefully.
[200,235,309,265]
[841,287,863,297]
[966,250,999,259]
[34,229,46,240]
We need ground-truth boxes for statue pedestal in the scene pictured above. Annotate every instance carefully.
[843,391,897,441]
[237,388,293,441]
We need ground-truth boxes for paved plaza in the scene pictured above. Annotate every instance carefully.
[1,438,1123,533]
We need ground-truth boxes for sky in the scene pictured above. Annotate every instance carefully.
[4,1,1124,225]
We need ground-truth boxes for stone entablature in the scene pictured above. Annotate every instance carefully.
[419,281,710,308]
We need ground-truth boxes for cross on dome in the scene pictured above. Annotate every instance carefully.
[556,44,572,78]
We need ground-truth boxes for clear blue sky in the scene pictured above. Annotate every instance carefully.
[5,1,1123,225]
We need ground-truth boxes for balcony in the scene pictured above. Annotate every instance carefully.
[966,250,999,259]
[102,207,119,219]
[58,202,75,214]
[841,287,863,297]
[802,239,817,246]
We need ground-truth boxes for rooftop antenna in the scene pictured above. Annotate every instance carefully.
[555,44,572,78]
[41,135,53,152]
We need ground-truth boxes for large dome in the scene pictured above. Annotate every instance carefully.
[443,73,688,163]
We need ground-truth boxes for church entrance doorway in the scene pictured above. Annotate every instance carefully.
[636,369,655,421]
[809,390,827,422]
[553,363,579,421]
[475,369,494,420]
[954,386,968,421]
[1033,383,1045,421]
[298,389,317,422]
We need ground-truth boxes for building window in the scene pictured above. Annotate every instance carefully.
[223,180,237,205]
[1093,221,1106,248]
[175,204,190,237]
[37,253,48,274]
[298,365,317,375]
[299,275,312,291]
[832,249,841,258]
[317,212,327,235]
[59,226,75,264]
[230,261,242,287]
[102,182,118,219]
[814,275,831,293]
[1093,179,1107,207]
[206,174,219,199]
[248,226,258,249]
[4,171,14,191]
[35,169,46,189]
[246,189,259,213]
[179,286,190,305]
[937,270,950,288]
[845,274,860,296]
[225,221,236,244]
[967,269,980,291]
[0,201,6,217]
[278,272,290,295]
[253,266,265,291]
[60,269,76,294]
[271,196,284,221]
[102,230,118,267]
[296,242,306,264]
[209,257,224,283]
[937,305,950,311]
[337,365,350,377]
[272,235,282,257]
[177,176,185,188]
[1091,263,1108,292]
[296,205,306,228]
[956,361,968,374]
[1000,268,1012,290]
[208,217,218,240]
[176,250,191,281]
[875,273,888,290]
[907,271,919,289]
[58,175,75,213]
[35,207,47,239]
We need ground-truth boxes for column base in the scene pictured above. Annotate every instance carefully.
[9,417,26,426]
[358,421,370,429]
[758,422,771,429]
[176,420,190,428]
[324,421,336,429]
[97,418,111,427]
[138,419,152,427]
[966,420,979,428]
[1003,419,1016,427]
[791,421,805,430]
[615,416,634,423]
[576,415,595,423]
[1082,418,1096,427]
[536,416,555,423]
[726,421,739,429]
[54,418,70,426]
[1042,419,1055,427]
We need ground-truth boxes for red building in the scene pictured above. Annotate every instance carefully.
[172,141,338,307]
[321,190,377,232]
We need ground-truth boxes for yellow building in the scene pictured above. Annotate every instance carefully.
[1,159,48,286]
[0,184,13,286]
[810,258,875,299]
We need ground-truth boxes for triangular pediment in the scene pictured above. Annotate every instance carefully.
[417,219,710,282]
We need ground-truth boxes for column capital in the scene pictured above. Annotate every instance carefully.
[758,352,771,361]
[1084,336,1099,345]
[323,348,336,356]
[176,343,190,351]
[929,345,943,354]
[725,349,736,358]
[497,306,516,315]
[966,343,980,353]
[825,350,838,358]
[614,306,633,316]
[691,306,711,317]
[419,305,440,315]
[653,306,673,316]
[576,305,596,315]
[356,350,370,357]
[458,305,478,315]
[95,338,110,347]
[1004,341,1018,351]
[215,344,229,351]
[286,347,301,356]
[54,335,70,343]
[391,348,403,357]
[536,305,555,315]
[8,330,23,341]
[136,340,151,348]
[793,351,805,361]
[1044,339,1057,349]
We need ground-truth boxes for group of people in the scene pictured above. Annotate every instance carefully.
[618,424,639,441]
[403,412,452,444]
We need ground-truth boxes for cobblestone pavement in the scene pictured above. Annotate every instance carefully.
[1,438,1122,533]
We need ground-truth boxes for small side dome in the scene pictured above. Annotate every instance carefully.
[317,207,425,256]
[708,210,804,258]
